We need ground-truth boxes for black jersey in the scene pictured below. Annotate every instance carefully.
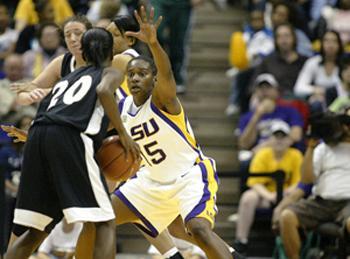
[61,52,75,78]
[33,52,75,119]
[34,65,109,148]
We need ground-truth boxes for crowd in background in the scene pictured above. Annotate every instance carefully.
[229,0,350,257]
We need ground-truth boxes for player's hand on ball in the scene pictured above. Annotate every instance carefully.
[119,132,140,162]
[1,125,28,143]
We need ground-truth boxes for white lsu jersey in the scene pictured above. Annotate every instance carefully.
[119,96,205,183]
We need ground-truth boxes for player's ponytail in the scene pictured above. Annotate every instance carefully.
[81,28,113,67]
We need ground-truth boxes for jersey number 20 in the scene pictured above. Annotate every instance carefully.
[47,76,92,110]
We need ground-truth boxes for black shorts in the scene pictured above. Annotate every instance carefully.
[14,125,115,232]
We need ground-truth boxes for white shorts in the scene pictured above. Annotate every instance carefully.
[114,159,219,237]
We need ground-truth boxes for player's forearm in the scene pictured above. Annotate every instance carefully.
[148,41,173,80]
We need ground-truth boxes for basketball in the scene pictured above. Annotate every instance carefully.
[96,135,140,181]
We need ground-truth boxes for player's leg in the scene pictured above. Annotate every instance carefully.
[178,159,231,258]
[45,129,116,259]
[6,126,62,258]
[6,224,30,250]
[141,229,184,259]
[5,228,47,259]
[112,193,185,258]
[76,222,95,259]
[185,217,231,259]
[168,216,243,259]
[75,193,140,259]
[93,220,116,259]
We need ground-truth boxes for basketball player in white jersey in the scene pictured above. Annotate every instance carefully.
[77,7,233,259]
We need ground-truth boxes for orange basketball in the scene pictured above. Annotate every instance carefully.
[96,135,140,181]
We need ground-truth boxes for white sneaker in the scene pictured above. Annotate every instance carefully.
[225,104,240,116]
[227,213,239,222]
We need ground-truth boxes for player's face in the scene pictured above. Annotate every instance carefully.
[107,23,130,55]
[64,21,87,58]
[127,59,154,104]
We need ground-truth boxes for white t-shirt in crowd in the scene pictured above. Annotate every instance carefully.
[313,142,350,200]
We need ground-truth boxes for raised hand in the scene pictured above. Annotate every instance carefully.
[1,125,28,143]
[125,6,162,45]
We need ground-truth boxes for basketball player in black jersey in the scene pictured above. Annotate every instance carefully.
[5,28,139,259]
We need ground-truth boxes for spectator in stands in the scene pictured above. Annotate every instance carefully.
[87,0,128,25]
[279,112,350,258]
[22,22,65,79]
[294,30,344,113]
[0,54,35,124]
[234,121,302,255]
[14,0,56,54]
[29,219,83,259]
[321,0,350,46]
[225,9,274,116]
[0,54,23,120]
[238,73,304,154]
[151,0,203,94]
[14,0,73,32]
[269,1,313,57]
[252,23,308,96]
[0,4,18,71]
[330,56,350,112]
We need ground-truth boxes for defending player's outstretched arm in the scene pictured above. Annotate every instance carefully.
[125,6,181,115]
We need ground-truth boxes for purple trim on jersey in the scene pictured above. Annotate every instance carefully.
[150,102,201,157]
[114,190,158,237]
[118,87,128,98]
[118,98,126,114]
[209,158,220,185]
[184,162,211,223]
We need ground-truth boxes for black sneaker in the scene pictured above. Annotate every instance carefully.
[233,240,248,256]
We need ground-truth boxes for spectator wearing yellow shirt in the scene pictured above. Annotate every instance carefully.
[14,0,73,32]
[234,120,302,255]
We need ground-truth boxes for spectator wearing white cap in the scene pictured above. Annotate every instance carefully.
[234,120,303,254]
[238,73,304,155]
